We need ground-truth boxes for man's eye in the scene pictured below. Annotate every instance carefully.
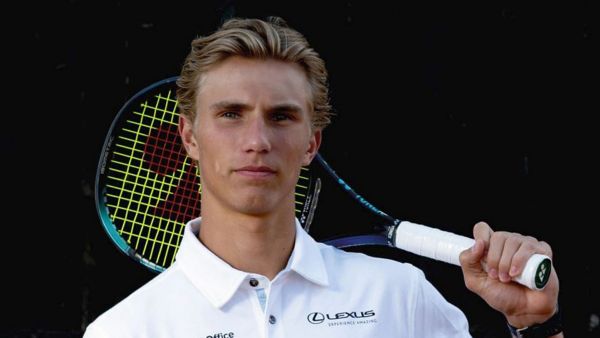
[221,111,240,119]
[271,113,291,122]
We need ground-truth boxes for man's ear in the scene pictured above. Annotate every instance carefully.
[302,129,322,166]
[179,115,200,161]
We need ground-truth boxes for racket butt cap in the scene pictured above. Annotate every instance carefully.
[514,253,552,290]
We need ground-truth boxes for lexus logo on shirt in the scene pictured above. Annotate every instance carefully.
[307,312,326,324]
[307,310,376,324]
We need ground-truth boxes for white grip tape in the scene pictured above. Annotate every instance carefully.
[394,221,474,266]
[393,221,551,290]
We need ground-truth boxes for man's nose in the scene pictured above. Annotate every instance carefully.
[241,116,272,154]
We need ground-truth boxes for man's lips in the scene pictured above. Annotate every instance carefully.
[234,166,277,178]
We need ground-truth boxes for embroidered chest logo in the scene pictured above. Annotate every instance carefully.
[206,333,234,338]
[307,310,377,327]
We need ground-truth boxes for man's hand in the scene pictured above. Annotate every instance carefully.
[459,222,560,329]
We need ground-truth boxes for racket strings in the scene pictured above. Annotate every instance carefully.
[294,167,311,213]
[141,91,195,267]
[106,89,201,268]
[144,119,187,176]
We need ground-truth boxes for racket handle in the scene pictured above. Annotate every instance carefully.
[392,221,552,290]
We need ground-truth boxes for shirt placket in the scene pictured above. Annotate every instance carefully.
[246,275,271,338]
[245,274,286,338]
[263,278,283,338]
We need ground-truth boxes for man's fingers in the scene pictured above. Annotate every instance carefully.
[473,221,493,242]
[498,235,523,282]
[485,232,507,280]
[508,237,553,278]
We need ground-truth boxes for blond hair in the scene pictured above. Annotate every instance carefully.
[176,17,333,129]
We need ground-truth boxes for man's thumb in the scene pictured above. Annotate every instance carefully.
[459,239,486,291]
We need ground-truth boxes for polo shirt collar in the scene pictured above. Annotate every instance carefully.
[287,219,329,287]
[175,217,329,309]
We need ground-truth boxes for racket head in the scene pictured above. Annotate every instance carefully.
[95,77,320,273]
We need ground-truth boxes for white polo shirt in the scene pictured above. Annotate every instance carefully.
[84,218,471,337]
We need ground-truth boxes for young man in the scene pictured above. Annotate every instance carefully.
[84,17,562,337]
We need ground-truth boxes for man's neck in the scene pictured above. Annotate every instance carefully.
[198,204,296,280]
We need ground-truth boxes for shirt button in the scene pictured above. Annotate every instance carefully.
[249,278,259,287]
[269,315,277,324]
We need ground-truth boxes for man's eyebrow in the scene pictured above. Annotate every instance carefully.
[269,103,303,113]
[208,101,251,112]
[208,101,304,113]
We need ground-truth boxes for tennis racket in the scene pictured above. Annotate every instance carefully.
[95,77,551,290]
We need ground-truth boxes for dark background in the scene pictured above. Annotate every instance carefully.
[2,0,597,337]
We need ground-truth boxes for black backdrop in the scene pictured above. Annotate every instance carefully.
[3,1,597,337]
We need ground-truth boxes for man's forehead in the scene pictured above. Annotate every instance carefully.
[194,57,313,111]
[198,57,309,88]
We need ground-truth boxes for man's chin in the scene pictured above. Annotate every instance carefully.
[226,186,294,216]
[233,197,278,216]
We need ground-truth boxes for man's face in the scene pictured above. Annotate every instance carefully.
[180,56,321,217]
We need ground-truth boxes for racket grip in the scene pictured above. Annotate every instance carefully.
[392,221,552,290]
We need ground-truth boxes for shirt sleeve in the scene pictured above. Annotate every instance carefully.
[82,322,111,338]
[410,269,472,338]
